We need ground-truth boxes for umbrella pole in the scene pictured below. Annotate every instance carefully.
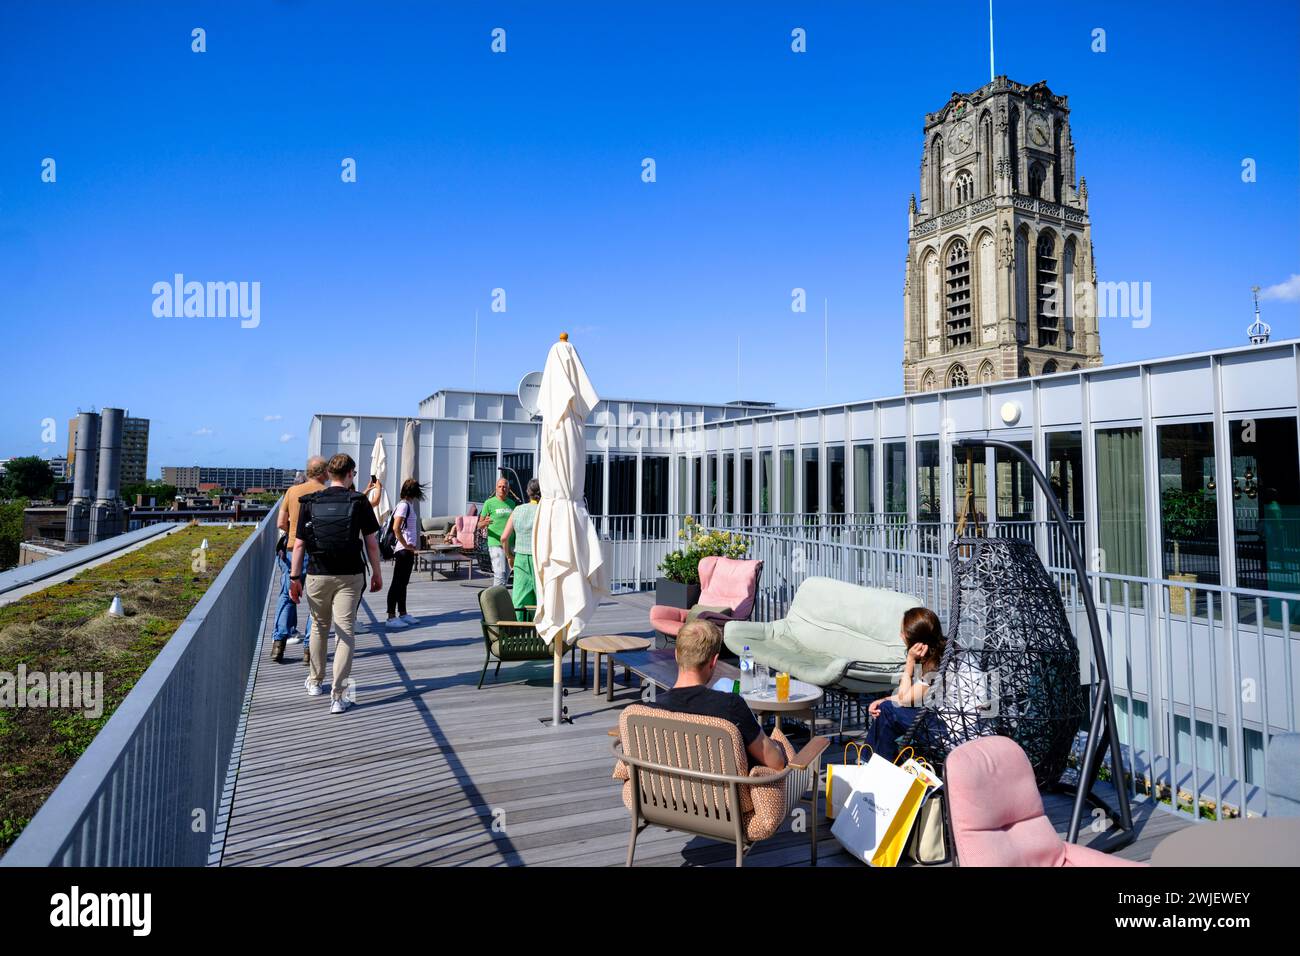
[551,623,569,728]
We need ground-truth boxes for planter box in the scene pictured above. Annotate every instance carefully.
[655,577,700,610]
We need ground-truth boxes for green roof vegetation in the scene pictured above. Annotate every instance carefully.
[0,524,252,856]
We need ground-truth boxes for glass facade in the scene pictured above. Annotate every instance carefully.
[724,455,736,516]
[608,454,637,515]
[827,445,846,515]
[468,451,497,506]
[884,441,907,522]
[1046,431,1085,521]
[916,440,941,523]
[585,454,604,515]
[852,443,873,518]
[951,443,987,528]
[501,452,533,502]
[741,451,754,515]
[780,449,795,514]
[1156,422,1220,596]
[802,447,819,514]
[994,439,1034,523]
[760,450,774,515]
[641,455,670,515]
[1095,428,1147,580]
[1229,416,1300,619]
[676,456,688,515]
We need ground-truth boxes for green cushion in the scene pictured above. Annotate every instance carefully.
[686,604,733,624]
[723,578,918,689]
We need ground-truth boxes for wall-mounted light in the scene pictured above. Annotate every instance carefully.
[1000,401,1022,426]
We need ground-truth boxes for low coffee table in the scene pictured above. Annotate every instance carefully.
[576,635,654,700]
[614,648,823,731]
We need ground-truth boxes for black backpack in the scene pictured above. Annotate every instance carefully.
[302,489,365,559]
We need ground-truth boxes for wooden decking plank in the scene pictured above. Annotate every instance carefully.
[220,569,1192,867]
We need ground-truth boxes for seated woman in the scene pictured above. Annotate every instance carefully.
[864,607,946,762]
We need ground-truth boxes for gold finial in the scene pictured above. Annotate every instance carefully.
[559,332,569,341]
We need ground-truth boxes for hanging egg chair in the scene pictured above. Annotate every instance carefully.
[903,536,1086,787]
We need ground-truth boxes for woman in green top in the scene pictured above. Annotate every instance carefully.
[501,478,541,622]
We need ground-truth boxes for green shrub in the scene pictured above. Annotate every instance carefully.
[658,516,749,585]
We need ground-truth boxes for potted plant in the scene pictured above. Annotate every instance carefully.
[1161,488,1214,615]
[655,517,750,610]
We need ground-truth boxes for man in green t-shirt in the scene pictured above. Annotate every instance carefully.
[479,477,516,587]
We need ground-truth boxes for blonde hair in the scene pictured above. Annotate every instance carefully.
[675,619,723,670]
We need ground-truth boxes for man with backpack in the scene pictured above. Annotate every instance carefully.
[288,453,383,713]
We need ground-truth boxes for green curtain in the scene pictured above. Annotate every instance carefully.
[1096,428,1147,579]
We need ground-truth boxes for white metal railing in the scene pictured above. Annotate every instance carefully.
[717,522,1298,821]
[1,504,281,866]
[597,512,1297,820]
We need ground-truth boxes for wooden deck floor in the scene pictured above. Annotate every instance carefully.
[219,567,1191,866]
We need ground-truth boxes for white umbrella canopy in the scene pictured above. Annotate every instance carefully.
[400,419,420,485]
[369,435,393,527]
[533,334,606,725]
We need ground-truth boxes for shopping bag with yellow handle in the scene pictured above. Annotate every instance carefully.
[824,742,874,820]
[830,749,930,867]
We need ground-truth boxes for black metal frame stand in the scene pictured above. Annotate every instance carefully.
[955,437,1134,847]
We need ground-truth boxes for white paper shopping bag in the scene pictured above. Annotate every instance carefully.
[825,742,873,819]
[830,753,928,867]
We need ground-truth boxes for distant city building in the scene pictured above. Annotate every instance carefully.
[65,408,127,544]
[47,456,69,481]
[903,77,1103,392]
[163,465,298,493]
[121,417,149,484]
[66,411,148,486]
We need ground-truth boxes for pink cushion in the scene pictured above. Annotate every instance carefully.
[699,557,760,620]
[947,736,1146,867]
[649,605,688,636]
[454,515,477,549]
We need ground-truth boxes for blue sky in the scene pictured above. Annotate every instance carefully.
[1,0,1297,475]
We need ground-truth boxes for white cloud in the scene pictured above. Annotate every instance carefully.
[193,426,213,437]
[264,414,283,421]
[1259,274,1300,302]
[279,433,295,443]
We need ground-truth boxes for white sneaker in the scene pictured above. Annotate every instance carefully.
[400,614,418,625]
[304,677,323,697]
[386,617,407,629]
[286,634,302,645]
[330,698,350,714]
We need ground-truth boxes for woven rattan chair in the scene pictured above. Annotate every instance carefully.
[611,704,829,866]
[476,586,550,688]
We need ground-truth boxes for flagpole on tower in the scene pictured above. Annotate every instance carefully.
[988,0,996,81]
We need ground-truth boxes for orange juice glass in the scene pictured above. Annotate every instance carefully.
[776,672,790,702]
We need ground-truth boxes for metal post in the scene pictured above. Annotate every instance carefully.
[955,437,1134,845]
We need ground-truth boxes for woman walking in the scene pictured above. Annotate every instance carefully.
[385,478,424,629]
[501,478,541,621]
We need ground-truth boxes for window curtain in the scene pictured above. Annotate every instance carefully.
[1095,429,1147,579]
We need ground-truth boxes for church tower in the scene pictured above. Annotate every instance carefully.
[903,77,1103,392]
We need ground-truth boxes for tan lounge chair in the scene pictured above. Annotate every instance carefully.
[611,703,829,866]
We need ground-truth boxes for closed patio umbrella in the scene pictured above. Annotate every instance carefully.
[400,419,420,485]
[369,434,393,528]
[534,333,606,727]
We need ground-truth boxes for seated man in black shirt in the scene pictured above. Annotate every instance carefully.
[652,619,787,771]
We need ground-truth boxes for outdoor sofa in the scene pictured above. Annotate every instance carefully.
[722,576,918,695]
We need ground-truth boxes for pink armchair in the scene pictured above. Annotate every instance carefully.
[946,736,1144,867]
[649,556,763,640]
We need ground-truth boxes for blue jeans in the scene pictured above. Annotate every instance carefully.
[865,699,921,763]
[274,550,309,640]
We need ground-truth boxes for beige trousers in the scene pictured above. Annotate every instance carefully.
[305,572,365,700]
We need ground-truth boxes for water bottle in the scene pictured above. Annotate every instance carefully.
[739,646,755,694]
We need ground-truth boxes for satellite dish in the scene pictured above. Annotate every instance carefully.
[517,371,544,417]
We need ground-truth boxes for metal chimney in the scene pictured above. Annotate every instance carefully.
[89,407,125,542]
[64,411,99,544]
